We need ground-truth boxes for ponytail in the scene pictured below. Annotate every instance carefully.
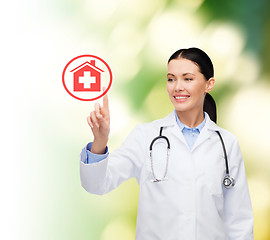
[203,93,217,123]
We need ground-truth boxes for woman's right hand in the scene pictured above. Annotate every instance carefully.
[86,91,110,154]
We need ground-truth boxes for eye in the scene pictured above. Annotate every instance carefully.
[185,78,192,81]
[167,78,175,82]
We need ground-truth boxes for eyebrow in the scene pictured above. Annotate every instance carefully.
[167,73,195,77]
[183,72,195,76]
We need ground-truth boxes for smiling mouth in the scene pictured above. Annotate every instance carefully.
[174,96,189,99]
[174,96,190,100]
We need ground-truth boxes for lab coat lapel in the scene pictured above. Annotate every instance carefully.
[191,113,220,151]
[191,126,210,151]
[171,124,188,146]
[159,112,189,147]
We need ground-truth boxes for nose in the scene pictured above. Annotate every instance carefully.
[175,79,184,91]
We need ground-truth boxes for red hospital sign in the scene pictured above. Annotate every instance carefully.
[71,60,104,91]
[62,54,112,101]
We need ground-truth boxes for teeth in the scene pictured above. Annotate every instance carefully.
[175,96,188,99]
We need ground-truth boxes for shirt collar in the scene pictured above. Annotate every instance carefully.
[174,110,206,133]
[157,110,220,132]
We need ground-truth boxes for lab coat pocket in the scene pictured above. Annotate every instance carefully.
[204,156,225,197]
[201,158,225,214]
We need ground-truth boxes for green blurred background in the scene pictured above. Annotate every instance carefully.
[1,0,270,239]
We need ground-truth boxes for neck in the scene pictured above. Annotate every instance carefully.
[176,109,204,128]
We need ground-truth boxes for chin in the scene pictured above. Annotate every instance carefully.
[174,108,190,113]
[172,103,191,113]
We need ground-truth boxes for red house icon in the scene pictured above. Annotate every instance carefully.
[71,60,104,92]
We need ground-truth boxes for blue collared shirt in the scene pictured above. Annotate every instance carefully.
[82,111,206,164]
[174,110,206,149]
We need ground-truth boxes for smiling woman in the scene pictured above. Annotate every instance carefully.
[80,47,254,240]
[166,48,215,127]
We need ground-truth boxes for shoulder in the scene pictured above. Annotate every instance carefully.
[215,124,237,140]
[207,117,239,148]
[209,122,244,167]
[142,111,175,128]
[131,112,175,140]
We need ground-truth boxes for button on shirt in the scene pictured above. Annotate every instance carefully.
[83,111,206,163]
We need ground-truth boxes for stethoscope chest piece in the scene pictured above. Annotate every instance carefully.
[223,174,235,189]
[151,177,168,183]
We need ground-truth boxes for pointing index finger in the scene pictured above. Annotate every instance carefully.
[102,87,109,112]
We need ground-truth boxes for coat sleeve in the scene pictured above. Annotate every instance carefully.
[223,138,254,240]
[80,124,146,195]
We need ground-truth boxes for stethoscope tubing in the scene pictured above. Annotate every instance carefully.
[215,130,229,175]
[150,127,170,182]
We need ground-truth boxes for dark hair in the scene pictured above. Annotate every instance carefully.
[168,47,217,123]
[168,47,214,81]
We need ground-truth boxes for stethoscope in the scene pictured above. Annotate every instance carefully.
[149,127,235,189]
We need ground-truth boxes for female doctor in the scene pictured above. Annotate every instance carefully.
[80,47,254,240]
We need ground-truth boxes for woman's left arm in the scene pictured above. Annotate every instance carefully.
[223,138,254,240]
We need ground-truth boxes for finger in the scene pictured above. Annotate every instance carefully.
[90,111,99,128]
[96,110,104,120]
[95,102,101,115]
[102,88,109,113]
[95,102,104,119]
[96,112,107,126]
[86,116,93,129]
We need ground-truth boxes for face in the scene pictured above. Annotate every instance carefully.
[167,58,215,115]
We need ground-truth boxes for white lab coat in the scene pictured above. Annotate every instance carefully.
[80,112,254,240]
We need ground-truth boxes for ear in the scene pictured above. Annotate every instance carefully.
[205,77,215,93]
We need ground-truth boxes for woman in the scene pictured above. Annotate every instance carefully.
[80,48,254,240]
